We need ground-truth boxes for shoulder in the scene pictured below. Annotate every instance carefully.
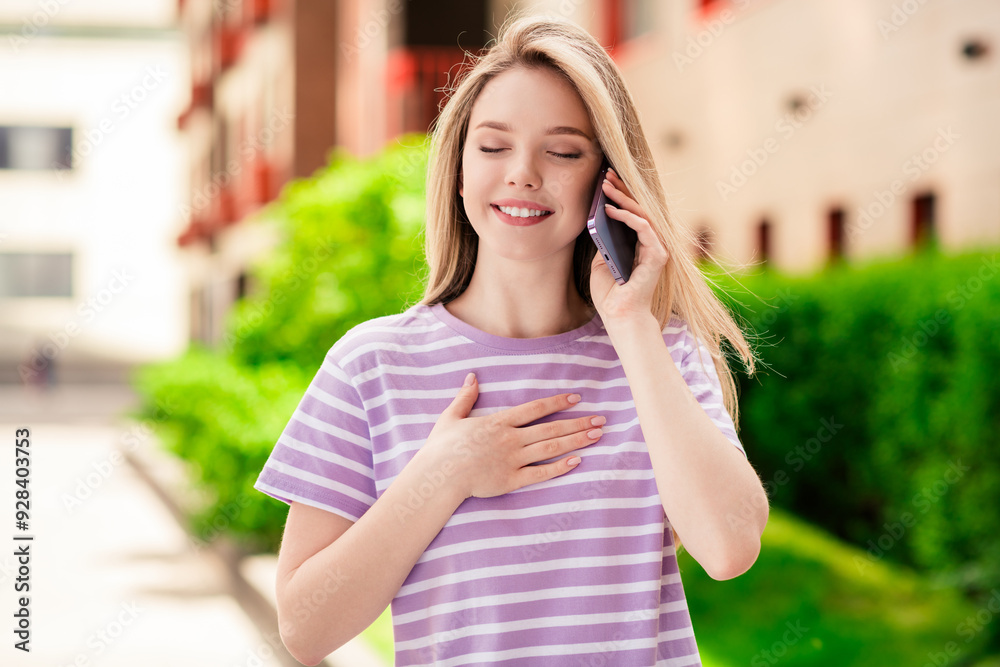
[332,303,435,347]
[661,314,697,358]
[324,303,451,373]
[660,314,716,375]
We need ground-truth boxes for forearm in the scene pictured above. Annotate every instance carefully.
[607,313,768,579]
[278,453,465,664]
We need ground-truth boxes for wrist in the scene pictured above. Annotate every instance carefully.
[405,447,470,508]
[603,310,660,345]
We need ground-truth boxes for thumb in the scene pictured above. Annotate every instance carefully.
[444,372,479,419]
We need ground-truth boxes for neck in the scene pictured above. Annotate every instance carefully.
[443,252,595,339]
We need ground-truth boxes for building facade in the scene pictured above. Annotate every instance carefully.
[558,0,999,271]
[175,0,500,345]
[175,0,999,348]
[0,0,188,382]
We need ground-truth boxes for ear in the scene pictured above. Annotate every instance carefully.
[458,169,463,198]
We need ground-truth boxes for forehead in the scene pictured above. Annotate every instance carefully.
[469,65,594,134]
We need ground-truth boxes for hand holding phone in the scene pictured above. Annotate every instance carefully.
[587,160,638,284]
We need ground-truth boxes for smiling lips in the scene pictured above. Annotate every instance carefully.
[491,203,554,227]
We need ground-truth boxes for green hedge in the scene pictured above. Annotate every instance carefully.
[131,350,308,552]
[711,247,1000,596]
[133,133,1000,601]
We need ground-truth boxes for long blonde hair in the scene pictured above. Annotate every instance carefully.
[418,13,758,429]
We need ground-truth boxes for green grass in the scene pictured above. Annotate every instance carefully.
[682,508,993,665]
[357,508,994,665]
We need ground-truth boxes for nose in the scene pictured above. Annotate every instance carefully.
[505,152,541,190]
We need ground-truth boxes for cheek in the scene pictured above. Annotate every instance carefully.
[568,180,595,215]
[460,153,489,200]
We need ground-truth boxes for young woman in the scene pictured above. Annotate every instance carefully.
[254,13,768,667]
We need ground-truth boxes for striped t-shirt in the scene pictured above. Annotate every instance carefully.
[254,302,745,666]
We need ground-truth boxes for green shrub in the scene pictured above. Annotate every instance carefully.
[131,349,308,552]
[224,137,429,370]
[710,247,1000,595]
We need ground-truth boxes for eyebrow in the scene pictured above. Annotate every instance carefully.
[473,120,593,141]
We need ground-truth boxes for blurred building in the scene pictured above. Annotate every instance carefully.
[557,0,999,272]
[175,0,493,346]
[176,0,999,347]
[0,0,188,384]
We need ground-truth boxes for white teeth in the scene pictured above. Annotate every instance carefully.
[497,205,549,218]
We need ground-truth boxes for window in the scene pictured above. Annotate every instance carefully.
[235,269,251,300]
[756,219,771,266]
[911,192,936,250]
[389,0,487,137]
[0,252,74,298]
[828,207,845,261]
[694,227,714,263]
[0,126,73,170]
[404,0,488,48]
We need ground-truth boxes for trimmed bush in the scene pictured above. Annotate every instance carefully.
[710,247,1000,595]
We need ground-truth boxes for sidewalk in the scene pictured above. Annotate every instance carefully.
[0,383,388,667]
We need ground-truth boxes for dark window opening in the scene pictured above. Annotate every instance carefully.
[828,207,845,262]
[694,227,714,263]
[405,0,488,48]
[961,38,989,61]
[911,192,937,251]
[393,0,488,135]
[235,270,251,300]
[756,219,771,267]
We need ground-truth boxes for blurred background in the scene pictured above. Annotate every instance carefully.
[1,0,998,665]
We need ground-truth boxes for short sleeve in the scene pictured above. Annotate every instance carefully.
[253,352,377,523]
[672,324,747,458]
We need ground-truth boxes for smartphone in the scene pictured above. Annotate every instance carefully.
[587,160,638,284]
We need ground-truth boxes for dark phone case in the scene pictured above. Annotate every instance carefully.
[587,162,638,284]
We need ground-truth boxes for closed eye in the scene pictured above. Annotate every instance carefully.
[478,147,582,159]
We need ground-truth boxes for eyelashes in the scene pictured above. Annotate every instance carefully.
[478,147,582,159]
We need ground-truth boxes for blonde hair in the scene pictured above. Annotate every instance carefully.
[418,13,758,429]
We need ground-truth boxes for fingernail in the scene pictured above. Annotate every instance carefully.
[587,428,603,439]
[567,456,581,466]
[568,393,582,404]
[463,372,475,387]
[591,416,606,426]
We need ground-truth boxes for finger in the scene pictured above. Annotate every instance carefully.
[519,426,603,467]
[520,413,606,444]
[500,392,581,428]
[515,454,585,487]
[441,372,480,420]
[605,168,636,201]
[603,203,669,264]
[602,177,642,218]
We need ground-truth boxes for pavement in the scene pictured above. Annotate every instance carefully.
[0,383,389,667]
